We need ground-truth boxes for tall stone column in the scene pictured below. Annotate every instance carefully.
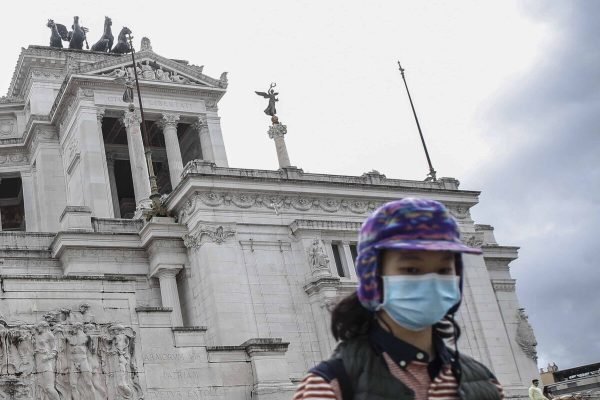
[155,267,184,327]
[122,110,151,208]
[193,114,215,162]
[106,155,121,218]
[268,123,291,168]
[205,113,229,167]
[20,170,40,232]
[158,113,184,188]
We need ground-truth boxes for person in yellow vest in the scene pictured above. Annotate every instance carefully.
[529,379,549,400]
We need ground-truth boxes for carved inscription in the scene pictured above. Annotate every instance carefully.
[142,352,203,363]
[146,389,205,400]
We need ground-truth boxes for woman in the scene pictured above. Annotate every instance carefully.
[294,198,504,399]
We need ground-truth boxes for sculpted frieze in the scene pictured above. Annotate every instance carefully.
[0,118,16,137]
[0,305,143,399]
[178,190,383,223]
[0,151,29,166]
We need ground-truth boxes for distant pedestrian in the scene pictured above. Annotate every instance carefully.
[293,198,505,400]
[530,379,549,400]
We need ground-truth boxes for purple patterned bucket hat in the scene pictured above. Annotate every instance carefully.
[356,198,482,311]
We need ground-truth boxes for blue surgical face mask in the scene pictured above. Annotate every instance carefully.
[378,273,461,331]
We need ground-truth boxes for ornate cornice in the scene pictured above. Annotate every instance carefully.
[178,190,384,223]
[0,150,28,166]
[492,279,516,292]
[303,275,341,296]
[77,49,227,89]
[290,219,362,234]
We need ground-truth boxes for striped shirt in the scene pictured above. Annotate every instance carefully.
[293,325,504,400]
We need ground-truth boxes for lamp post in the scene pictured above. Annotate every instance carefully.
[123,33,161,211]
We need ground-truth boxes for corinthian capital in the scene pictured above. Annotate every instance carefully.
[96,107,106,123]
[158,113,180,130]
[268,123,287,139]
[192,114,208,132]
[122,110,142,129]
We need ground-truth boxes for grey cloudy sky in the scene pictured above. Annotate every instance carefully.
[1,0,597,369]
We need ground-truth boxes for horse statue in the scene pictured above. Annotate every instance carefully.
[46,19,69,48]
[91,16,114,52]
[68,16,89,50]
[111,27,132,54]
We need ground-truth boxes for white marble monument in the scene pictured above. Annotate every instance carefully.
[0,38,538,399]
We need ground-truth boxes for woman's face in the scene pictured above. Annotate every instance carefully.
[380,250,456,277]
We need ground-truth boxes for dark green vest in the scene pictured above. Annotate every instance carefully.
[332,336,502,400]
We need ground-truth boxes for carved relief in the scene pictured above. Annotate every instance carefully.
[65,136,80,175]
[462,233,484,248]
[0,119,15,136]
[183,224,236,249]
[307,239,331,277]
[0,152,29,166]
[0,306,142,399]
[447,204,472,221]
[101,62,204,86]
[178,190,382,223]
[516,308,538,362]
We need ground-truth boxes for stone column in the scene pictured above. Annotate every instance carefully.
[20,171,39,232]
[158,113,184,188]
[122,110,151,208]
[268,123,291,168]
[105,155,121,218]
[193,114,215,162]
[342,241,358,280]
[205,113,229,167]
[155,267,184,327]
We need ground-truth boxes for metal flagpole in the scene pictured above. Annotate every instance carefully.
[397,61,437,182]
[126,33,161,209]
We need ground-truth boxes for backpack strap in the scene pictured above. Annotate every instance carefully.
[310,358,354,399]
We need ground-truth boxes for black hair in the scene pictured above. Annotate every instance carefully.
[532,379,539,384]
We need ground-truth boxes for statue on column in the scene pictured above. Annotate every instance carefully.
[33,322,60,400]
[255,83,279,118]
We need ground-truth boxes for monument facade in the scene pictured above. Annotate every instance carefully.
[0,32,538,399]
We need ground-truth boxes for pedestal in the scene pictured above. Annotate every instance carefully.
[155,267,184,327]
[268,123,291,168]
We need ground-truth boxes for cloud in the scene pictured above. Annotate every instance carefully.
[466,1,600,368]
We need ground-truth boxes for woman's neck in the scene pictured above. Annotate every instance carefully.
[377,311,435,358]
